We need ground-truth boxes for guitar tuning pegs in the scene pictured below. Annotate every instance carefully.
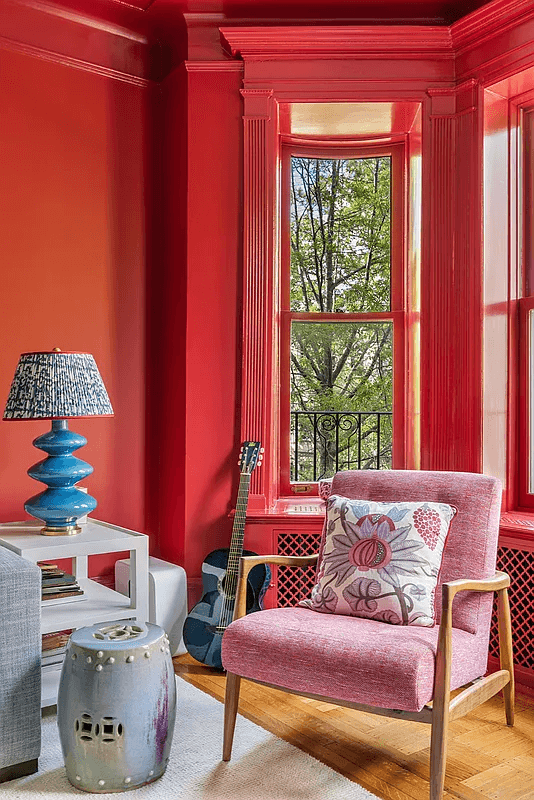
[260,448,265,453]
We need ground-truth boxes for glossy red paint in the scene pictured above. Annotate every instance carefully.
[519,297,534,510]
[406,105,422,470]
[420,81,484,472]
[482,87,510,505]
[524,109,534,298]
[453,0,534,85]
[0,0,158,81]
[0,43,151,579]
[182,65,244,579]
[519,113,534,511]
[146,64,187,569]
[8,0,499,43]
[481,79,534,513]
[2,0,534,618]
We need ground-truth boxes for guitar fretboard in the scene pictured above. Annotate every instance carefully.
[226,472,251,588]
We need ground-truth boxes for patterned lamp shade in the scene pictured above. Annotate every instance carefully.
[3,351,113,420]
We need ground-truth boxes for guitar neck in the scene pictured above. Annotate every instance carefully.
[226,472,251,580]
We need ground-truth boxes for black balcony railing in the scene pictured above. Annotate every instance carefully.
[291,410,393,482]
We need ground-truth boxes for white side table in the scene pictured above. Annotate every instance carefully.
[0,519,149,707]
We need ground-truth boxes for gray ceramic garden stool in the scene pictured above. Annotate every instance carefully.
[57,621,176,793]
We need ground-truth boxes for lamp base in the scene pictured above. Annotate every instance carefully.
[25,419,97,532]
[41,525,82,536]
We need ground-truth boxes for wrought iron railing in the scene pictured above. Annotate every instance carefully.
[291,410,393,482]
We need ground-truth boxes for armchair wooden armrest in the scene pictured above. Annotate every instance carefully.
[442,570,510,603]
[233,553,319,620]
[437,571,513,705]
[430,569,514,795]
[438,571,511,680]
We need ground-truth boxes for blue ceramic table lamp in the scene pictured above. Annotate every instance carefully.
[3,349,113,535]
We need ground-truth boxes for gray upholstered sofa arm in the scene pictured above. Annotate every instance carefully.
[0,546,41,781]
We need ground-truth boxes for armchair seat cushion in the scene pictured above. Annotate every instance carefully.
[222,607,489,713]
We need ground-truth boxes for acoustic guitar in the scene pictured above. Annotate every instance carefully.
[182,441,271,670]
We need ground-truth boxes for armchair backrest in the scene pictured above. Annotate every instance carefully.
[330,470,502,635]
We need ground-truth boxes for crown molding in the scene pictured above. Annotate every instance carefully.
[184,13,228,27]
[185,60,243,72]
[0,35,152,87]
[452,0,534,54]
[219,25,454,61]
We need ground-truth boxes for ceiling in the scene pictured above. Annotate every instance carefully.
[289,102,421,136]
[7,0,496,80]
[113,0,493,24]
[38,0,496,34]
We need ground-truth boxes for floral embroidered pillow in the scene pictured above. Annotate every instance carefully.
[299,495,457,627]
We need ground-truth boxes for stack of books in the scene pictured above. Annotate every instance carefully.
[39,562,86,605]
[41,629,73,671]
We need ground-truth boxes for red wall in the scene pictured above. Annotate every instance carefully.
[0,44,151,577]
[156,65,243,596]
[3,0,534,607]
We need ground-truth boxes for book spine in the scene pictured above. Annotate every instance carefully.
[42,590,84,601]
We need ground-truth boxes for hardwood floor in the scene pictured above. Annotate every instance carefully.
[173,654,534,800]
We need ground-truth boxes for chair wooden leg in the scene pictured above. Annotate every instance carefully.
[498,587,515,727]
[223,672,241,762]
[430,589,452,800]
[429,696,450,800]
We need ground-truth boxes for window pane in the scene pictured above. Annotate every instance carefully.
[290,156,391,313]
[290,321,393,481]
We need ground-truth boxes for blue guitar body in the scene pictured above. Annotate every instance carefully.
[183,548,271,670]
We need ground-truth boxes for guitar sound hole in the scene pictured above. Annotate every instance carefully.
[219,575,235,600]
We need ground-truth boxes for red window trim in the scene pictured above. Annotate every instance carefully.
[278,140,408,496]
[519,296,534,509]
[522,103,534,298]
[513,100,534,511]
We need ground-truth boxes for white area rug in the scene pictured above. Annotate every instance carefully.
[0,678,380,799]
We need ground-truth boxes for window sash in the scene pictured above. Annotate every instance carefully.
[517,108,534,509]
[519,297,534,508]
[279,143,406,494]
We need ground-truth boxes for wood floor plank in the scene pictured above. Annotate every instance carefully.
[463,763,520,790]
[173,655,534,800]
[414,742,498,785]
[454,727,534,760]
[365,721,431,755]
[445,781,487,800]
[507,755,534,777]
[464,767,534,800]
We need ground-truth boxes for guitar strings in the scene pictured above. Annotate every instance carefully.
[218,471,251,631]
[220,473,249,628]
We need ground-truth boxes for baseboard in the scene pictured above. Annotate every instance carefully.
[0,758,38,783]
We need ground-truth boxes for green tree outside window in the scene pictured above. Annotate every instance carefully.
[289,156,393,481]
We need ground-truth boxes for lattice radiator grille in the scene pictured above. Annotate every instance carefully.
[276,531,322,607]
[489,545,534,671]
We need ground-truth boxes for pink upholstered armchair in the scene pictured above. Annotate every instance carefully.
[221,470,514,800]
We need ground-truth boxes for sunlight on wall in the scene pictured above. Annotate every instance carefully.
[483,116,508,487]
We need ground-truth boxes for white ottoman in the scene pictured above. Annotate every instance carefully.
[115,557,187,657]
